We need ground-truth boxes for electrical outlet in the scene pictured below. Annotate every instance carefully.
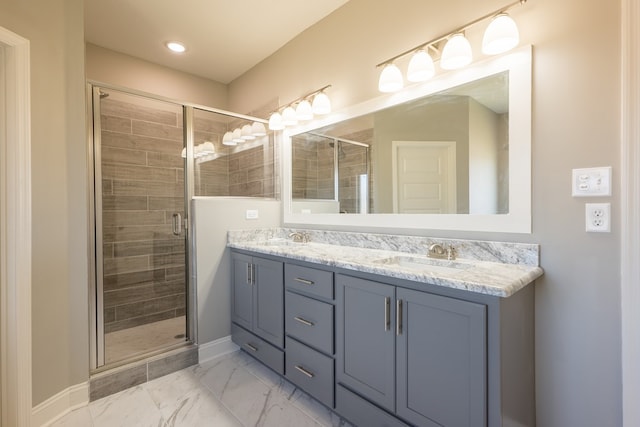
[245,209,259,220]
[585,203,611,232]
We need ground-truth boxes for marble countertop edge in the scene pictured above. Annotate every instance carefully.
[227,239,543,298]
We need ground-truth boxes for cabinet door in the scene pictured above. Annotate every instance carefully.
[396,288,487,427]
[253,257,284,348]
[231,252,253,331]
[336,275,396,412]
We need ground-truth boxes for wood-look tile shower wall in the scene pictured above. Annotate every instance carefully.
[100,99,275,333]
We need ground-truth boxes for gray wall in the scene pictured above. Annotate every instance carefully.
[0,0,88,406]
[228,1,622,426]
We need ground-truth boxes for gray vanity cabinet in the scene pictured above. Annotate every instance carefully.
[395,287,486,427]
[231,252,284,348]
[336,274,487,427]
[335,275,396,412]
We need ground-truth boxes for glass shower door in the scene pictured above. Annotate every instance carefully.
[92,87,188,367]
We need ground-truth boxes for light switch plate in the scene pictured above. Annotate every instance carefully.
[245,209,259,220]
[572,166,612,197]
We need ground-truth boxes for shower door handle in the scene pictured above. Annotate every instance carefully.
[172,213,182,236]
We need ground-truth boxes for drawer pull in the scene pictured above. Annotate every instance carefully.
[294,316,314,327]
[294,365,315,378]
[245,343,258,352]
[294,277,315,286]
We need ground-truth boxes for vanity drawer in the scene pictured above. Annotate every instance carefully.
[285,291,334,355]
[231,323,284,375]
[336,384,409,427]
[285,337,334,408]
[285,264,333,300]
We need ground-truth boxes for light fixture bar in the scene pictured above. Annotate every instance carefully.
[274,84,332,112]
[375,0,527,68]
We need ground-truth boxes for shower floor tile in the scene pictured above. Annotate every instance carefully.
[105,316,186,364]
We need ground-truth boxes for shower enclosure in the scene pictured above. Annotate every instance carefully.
[88,84,274,370]
[291,133,370,214]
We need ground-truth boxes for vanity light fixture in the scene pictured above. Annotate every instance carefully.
[378,63,404,92]
[295,100,314,121]
[440,33,473,70]
[268,85,332,130]
[281,106,298,126]
[241,124,256,140]
[166,41,186,53]
[222,131,236,146]
[407,49,436,82]
[376,0,527,92]
[232,128,244,143]
[251,121,267,136]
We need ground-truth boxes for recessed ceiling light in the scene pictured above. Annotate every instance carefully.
[166,41,186,53]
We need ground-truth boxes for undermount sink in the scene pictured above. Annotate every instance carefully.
[373,255,472,274]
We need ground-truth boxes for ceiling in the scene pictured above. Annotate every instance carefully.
[84,0,349,84]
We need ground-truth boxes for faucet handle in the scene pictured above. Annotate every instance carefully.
[447,245,457,260]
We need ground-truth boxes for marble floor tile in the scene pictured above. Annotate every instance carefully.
[51,349,352,427]
[48,406,94,427]
[88,385,166,427]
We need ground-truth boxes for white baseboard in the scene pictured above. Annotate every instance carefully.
[198,335,239,364]
[31,382,89,427]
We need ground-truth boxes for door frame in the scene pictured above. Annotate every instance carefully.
[621,0,640,425]
[0,26,32,426]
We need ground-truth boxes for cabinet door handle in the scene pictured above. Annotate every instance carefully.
[245,343,258,352]
[251,264,256,285]
[384,297,391,331]
[294,277,314,286]
[247,264,252,285]
[396,299,403,336]
[294,365,315,378]
[294,316,314,327]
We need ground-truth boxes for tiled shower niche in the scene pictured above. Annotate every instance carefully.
[100,96,275,336]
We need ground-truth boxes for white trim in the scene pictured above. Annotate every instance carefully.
[31,382,89,427]
[198,336,239,364]
[621,0,640,425]
[0,26,32,427]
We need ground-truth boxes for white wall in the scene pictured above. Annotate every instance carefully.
[229,0,622,425]
[193,198,280,344]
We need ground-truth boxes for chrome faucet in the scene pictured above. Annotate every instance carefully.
[288,231,310,243]
[428,243,457,260]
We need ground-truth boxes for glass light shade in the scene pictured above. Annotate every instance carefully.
[440,34,473,70]
[180,147,187,158]
[282,106,298,126]
[268,112,284,130]
[251,121,267,136]
[222,131,236,146]
[201,141,215,155]
[295,100,314,121]
[312,92,331,115]
[194,144,203,158]
[232,128,244,143]
[407,50,435,82]
[482,13,519,55]
[378,63,404,93]
[241,124,255,140]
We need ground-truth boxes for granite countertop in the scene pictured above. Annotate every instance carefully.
[227,229,543,298]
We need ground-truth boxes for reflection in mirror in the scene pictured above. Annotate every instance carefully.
[283,46,531,233]
[291,71,509,215]
[291,133,370,214]
[192,108,275,198]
